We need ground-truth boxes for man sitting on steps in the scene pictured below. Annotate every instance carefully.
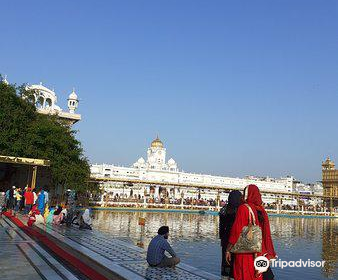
[147,226,180,268]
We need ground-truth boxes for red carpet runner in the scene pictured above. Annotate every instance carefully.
[4,212,110,280]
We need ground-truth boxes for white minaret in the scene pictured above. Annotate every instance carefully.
[68,88,79,113]
[1,75,9,85]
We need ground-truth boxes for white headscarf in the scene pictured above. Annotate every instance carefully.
[82,209,92,225]
[61,208,68,217]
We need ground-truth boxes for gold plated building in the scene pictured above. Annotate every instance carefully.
[322,157,338,208]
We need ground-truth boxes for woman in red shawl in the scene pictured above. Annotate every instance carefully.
[225,184,277,280]
[27,205,40,227]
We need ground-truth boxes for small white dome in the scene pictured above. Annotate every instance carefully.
[1,75,9,85]
[137,157,145,164]
[69,88,78,100]
[168,158,176,165]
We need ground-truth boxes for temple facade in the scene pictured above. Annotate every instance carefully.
[91,137,296,203]
[322,157,338,197]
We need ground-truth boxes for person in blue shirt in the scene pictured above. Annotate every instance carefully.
[44,189,49,205]
[37,189,45,215]
[146,226,180,268]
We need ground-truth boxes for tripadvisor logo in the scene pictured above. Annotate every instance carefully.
[272,259,325,269]
[254,256,326,271]
[254,256,270,272]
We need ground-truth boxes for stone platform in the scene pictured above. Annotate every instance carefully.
[0,216,81,280]
[34,222,220,280]
[1,213,219,280]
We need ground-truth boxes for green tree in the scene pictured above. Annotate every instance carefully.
[0,79,90,194]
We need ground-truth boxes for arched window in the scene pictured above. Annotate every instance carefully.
[25,93,36,104]
[36,96,44,108]
[45,98,52,107]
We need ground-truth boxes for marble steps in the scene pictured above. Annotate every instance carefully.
[1,216,81,280]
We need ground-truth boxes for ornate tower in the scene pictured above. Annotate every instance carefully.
[147,136,166,169]
[68,88,79,114]
[322,157,338,208]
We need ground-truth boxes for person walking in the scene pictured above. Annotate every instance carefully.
[219,190,242,279]
[147,226,180,268]
[226,185,277,280]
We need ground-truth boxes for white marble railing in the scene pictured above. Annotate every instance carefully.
[89,201,336,216]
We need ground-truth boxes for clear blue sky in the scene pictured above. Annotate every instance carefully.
[1,0,338,183]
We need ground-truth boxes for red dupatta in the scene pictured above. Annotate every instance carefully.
[244,184,277,259]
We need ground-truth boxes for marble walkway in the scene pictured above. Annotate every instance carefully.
[0,214,220,280]
[36,222,220,280]
[0,216,81,280]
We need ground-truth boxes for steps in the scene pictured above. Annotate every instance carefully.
[0,216,81,280]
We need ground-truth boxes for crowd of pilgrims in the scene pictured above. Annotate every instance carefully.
[1,186,92,230]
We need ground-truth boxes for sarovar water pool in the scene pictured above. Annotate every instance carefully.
[93,210,337,280]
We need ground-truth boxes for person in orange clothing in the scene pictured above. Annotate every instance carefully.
[24,188,34,215]
[226,185,277,280]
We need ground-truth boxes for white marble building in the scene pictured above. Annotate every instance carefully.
[25,83,81,124]
[91,137,295,204]
[1,75,81,125]
[292,181,323,206]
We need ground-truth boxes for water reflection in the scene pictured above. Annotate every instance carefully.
[322,219,338,277]
[94,211,218,243]
[93,211,337,279]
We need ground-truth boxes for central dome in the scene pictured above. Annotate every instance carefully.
[151,136,163,148]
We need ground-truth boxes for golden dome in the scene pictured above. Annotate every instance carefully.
[151,136,164,148]
[322,157,335,170]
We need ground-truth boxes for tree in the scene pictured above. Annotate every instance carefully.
[0,79,90,194]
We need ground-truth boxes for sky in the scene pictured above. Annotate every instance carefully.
[1,0,338,183]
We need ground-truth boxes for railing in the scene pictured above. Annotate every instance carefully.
[89,200,336,216]
[89,176,337,199]
[90,201,215,210]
